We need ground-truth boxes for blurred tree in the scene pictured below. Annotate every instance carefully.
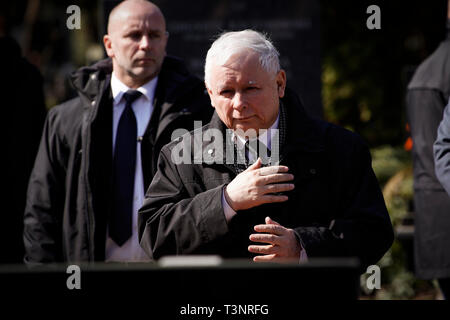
[321,0,446,146]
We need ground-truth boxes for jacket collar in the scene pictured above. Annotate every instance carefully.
[69,56,205,125]
[282,88,326,153]
[206,87,326,158]
[70,58,112,105]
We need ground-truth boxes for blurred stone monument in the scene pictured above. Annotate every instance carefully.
[101,0,322,118]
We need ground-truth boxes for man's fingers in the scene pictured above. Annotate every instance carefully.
[258,165,289,176]
[253,254,277,262]
[261,183,294,194]
[259,173,294,185]
[259,194,289,205]
[249,232,282,244]
[253,224,286,236]
[248,244,276,254]
[265,216,280,225]
[254,255,299,263]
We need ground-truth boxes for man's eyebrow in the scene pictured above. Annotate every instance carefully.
[122,25,139,33]
[125,28,165,34]
[216,84,231,90]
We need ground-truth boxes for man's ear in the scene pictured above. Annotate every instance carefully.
[205,84,215,108]
[276,70,287,98]
[161,31,169,56]
[103,34,114,58]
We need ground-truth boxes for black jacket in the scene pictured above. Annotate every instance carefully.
[138,90,394,270]
[408,23,450,279]
[24,56,213,263]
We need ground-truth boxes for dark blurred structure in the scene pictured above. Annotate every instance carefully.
[0,258,360,306]
[0,7,47,263]
[101,0,323,119]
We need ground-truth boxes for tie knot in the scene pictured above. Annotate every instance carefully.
[123,90,142,104]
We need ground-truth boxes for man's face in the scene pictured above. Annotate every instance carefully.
[207,50,286,134]
[103,3,168,88]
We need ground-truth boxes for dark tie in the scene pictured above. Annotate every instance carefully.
[244,140,250,167]
[110,90,142,246]
[245,139,271,166]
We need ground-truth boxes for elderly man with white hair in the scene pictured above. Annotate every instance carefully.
[138,30,393,269]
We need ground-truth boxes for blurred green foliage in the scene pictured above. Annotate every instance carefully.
[321,1,447,299]
[362,146,437,299]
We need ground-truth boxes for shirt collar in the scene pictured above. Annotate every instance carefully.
[231,112,280,150]
[111,72,158,105]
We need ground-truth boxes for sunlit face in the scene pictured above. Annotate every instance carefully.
[206,50,286,134]
[103,3,168,88]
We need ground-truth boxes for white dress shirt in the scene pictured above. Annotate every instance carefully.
[221,113,308,262]
[105,73,158,262]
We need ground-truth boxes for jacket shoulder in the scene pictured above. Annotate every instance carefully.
[160,121,209,153]
[49,97,84,121]
[408,40,450,93]
[46,97,85,138]
[314,118,369,155]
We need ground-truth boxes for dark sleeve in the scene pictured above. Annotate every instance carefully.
[434,99,450,195]
[294,136,394,270]
[138,146,229,259]
[407,89,446,189]
[23,109,66,264]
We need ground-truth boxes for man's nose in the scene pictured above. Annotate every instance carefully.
[232,92,247,111]
[139,35,151,50]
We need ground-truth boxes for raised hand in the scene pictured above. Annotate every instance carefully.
[224,158,295,211]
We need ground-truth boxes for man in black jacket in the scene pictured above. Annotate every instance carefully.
[23,0,212,263]
[138,30,393,270]
[409,6,450,299]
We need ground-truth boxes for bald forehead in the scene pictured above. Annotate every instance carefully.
[107,0,165,34]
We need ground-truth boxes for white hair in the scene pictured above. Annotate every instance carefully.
[204,29,280,88]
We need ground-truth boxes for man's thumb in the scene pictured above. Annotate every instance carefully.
[265,216,281,225]
[246,157,262,170]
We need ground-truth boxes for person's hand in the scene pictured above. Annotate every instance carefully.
[248,216,301,262]
[224,158,294,211]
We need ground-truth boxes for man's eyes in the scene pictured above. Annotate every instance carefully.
[148,33,162,39]
[219,87,259,96]
[127,32,141,39]
[126,32,162,39]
